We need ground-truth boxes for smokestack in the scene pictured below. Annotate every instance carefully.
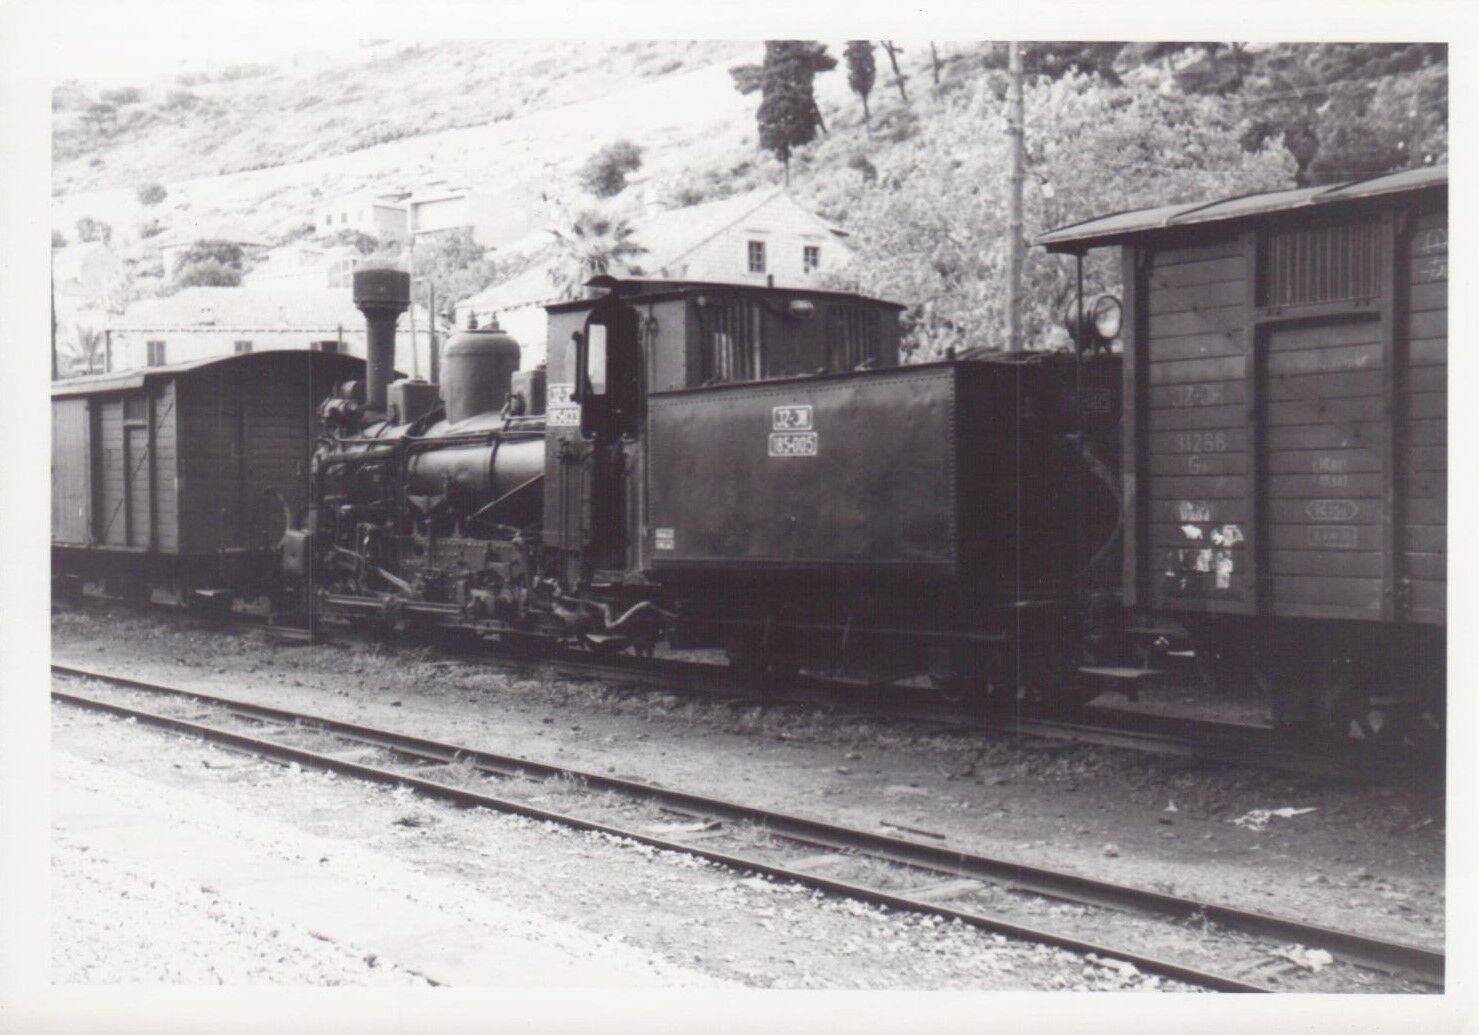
[352,268,411,419]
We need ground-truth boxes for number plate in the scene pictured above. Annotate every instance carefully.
[547,382,580,428]
[772,405,813,430]
[769,431,818,457]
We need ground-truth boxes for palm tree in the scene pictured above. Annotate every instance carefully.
[547,210,648,300]
[61,323,106,376]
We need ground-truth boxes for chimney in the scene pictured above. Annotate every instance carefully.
[352,268,410,420]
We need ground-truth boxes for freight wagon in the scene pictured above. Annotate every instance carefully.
[51,350,367,609]
[1040,166,1447,741]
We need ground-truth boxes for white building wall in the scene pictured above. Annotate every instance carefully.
[676,197,850,285]
[108,322,432,376]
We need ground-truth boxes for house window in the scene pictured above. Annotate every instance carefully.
[325,213,333,227]
[803,245,821,273]
[747,240,767,274]
[146,340,166,366]
[234,340,253,354]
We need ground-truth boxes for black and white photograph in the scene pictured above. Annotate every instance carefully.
[1,3,1473,1031]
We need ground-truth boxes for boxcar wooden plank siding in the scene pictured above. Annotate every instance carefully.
[1137,331,1246,362]
[1146,355,1246,385]
[1146,256,1246,291]
[1149,238,1244,266]
[1147,403,1248,431]
[1148,475,1249,499]
[1403,208,1447,620]
[1147,304,1245,341]
[51,398,91,544]
[1147,451,1247,477]
[97,400,127,547]
[1147,277,1244,314]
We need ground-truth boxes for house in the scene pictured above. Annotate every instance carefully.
[153,222,269,278]
[406,185,514,247]
[103,286,434,376]
[455,189,853,363]
[242,243,364,291]
[316,188,411,239]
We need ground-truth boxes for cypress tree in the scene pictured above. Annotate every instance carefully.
[845,41,876,125]
[730,41,837,184]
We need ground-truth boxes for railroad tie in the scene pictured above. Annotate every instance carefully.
[896,878,989,904]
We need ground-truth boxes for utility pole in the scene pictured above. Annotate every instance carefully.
[1006,41,1025,352]
[428,282,439,384]
[407,236,420,378]
[50,273,58,381]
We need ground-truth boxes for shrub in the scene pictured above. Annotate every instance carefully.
[163,88,199,111]
[101,86,142,105]
[137,182,167,206]
[75,216,111,244]
[52,228,67,248]
[578,140,645,198]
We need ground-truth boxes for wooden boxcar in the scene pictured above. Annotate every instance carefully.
[52,351,365,605]
[1039,167,1446,738]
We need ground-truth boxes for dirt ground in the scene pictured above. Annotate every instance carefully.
[51,603,1445,982]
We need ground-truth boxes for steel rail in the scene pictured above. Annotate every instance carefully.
[67,591,1406,778]
[52,663,1443,989]
[52,683,1260,993]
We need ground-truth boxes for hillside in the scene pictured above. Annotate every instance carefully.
[52,40,1447,353]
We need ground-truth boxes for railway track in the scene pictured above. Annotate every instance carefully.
[52,662,1444,994]
[65,589,1425,781]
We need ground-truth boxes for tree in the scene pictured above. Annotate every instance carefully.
[1230,43,1446,185]
[411,228,504,310]
[844,41,877,125]
[578,140,645,198]
[174,260,242,288]
[824,73,1297,358]
[730,41,838,184]
[172,239,245,288]
[81,101,117,133]
[547,211,648,300]
[326,227,382,255]
[63,324,106,375]
[75,217,111,244]
[137,182,167,206]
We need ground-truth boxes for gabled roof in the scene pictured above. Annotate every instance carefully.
[461,189,848,314]
[1037,165,1447,252]
[108,286,366,331]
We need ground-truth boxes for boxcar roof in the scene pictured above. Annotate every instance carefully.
[1037,165,1447,252]
[51,350,368,398]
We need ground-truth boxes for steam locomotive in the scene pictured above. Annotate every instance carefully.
[293,269,1123,711]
